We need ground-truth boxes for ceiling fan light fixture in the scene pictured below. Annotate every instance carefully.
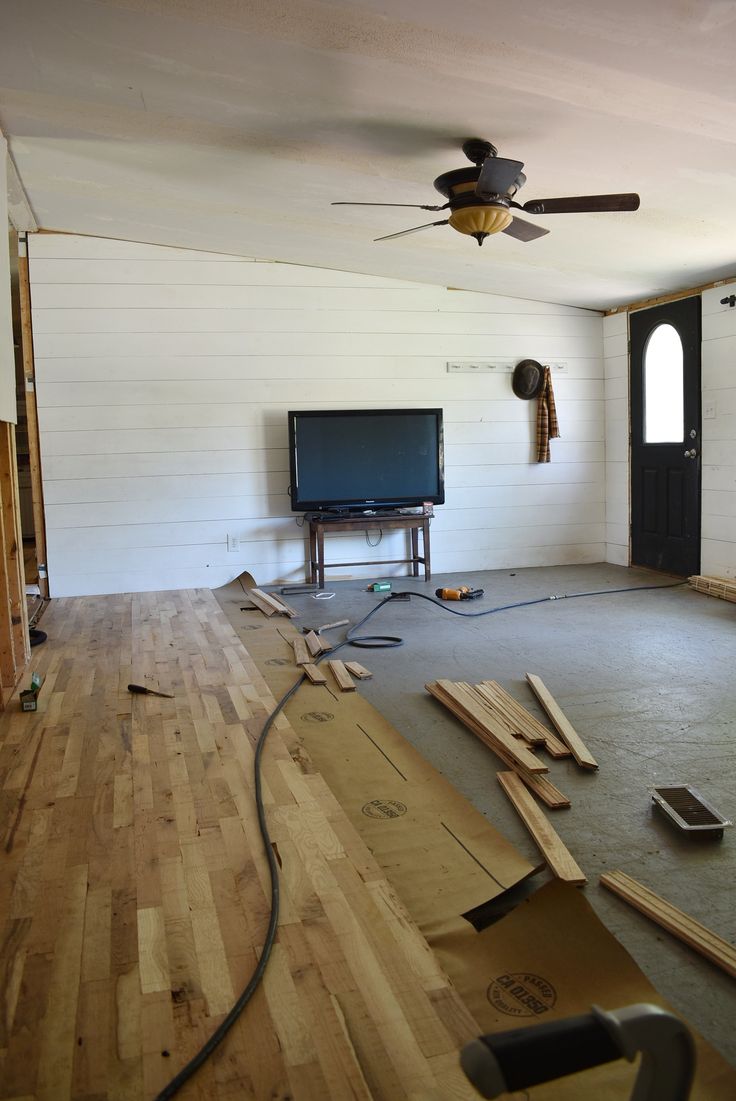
[448,204,513,241]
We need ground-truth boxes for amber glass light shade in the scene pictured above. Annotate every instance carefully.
[448,205,513,237]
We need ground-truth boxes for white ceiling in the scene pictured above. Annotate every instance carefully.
[2,0,736,309]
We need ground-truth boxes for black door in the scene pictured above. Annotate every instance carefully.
[630,296,701,576]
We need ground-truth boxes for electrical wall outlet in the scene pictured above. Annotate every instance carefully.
[227,533,240,552]
[704,400,717,420]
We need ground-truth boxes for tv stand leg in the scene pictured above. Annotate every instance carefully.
[309,523,318,584]
[317,526,325,589]
[410,526,419,577]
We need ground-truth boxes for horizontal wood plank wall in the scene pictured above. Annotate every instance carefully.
[701,283,736,579]
[29,234,605,596]
[603,312,629,566]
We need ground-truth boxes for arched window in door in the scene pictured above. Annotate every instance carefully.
[643,322,684,443]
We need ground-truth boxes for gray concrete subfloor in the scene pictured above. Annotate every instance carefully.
[280,562,736,1066]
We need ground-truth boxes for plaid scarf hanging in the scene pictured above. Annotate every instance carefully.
[535,365,560,463]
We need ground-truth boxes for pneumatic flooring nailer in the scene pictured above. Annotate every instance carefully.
[461,1004,695,1100]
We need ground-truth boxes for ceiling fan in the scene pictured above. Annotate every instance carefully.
[332,138,640,246]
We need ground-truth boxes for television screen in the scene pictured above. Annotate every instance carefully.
[288,408,445,513]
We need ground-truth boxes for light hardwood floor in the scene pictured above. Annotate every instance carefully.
[0,589,479,1100]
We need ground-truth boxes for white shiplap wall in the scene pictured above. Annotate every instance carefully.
[29,234,605,597]
[603,311,629,566]
[702,283,736,578]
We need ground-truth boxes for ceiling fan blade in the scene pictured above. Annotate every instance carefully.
[523,193,640,214]
[502,217,550,242]
[475,156,525,199]
[374,219,450,242]
[332,201,448,210]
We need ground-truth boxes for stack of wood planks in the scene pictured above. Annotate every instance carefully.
[247,588,299,617]
[426,679,572,808]
[426,679,596,887]
[688,574,736,604]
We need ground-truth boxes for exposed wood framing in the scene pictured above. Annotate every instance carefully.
[0,422,30,702]
[601,870,736,979]
[605,273,736,315]
[17,244,48,600]
[497,771,586,884]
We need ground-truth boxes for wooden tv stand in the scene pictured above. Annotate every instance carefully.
[307,512,431,588]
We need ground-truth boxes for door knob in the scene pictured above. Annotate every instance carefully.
[684,449,697,458]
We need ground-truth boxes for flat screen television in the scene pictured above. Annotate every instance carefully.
[288,408,445,514]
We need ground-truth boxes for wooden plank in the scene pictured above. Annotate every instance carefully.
[344,662,373,680]
[302,663,328,685]
[480,681,571,758]
[516,771,571,810]
[426,681,547,775]
[247,589,281,617]
[496,771,586,884]
[328,661,356,692]
[600,871,736,979]
[525,674,598,769]
[470,683,545,746]
[268,591,299,617]
[251,588,290,615]
[304,631,324,657]
[291,636,311,666]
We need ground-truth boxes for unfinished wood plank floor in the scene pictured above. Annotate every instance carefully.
[0,589,480,1101]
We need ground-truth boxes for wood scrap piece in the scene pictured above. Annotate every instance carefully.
[497,771,586,884]
[251,588,290,615]
[303,663,327,685]
[304,630,323,657]
[269,591,299,617]
[600,870,736,979]
[291,636,311,666]
[247,589,279,617]
[344,661,373,680]
[426,681,547,775]
[328,660,356,692]
[481,681,571,759]
[525,674,598,770]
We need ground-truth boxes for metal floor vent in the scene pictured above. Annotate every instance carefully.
[651,784,732,839]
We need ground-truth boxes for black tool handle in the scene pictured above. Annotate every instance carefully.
[128,683,148,694]
[469,1013,621,1093]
